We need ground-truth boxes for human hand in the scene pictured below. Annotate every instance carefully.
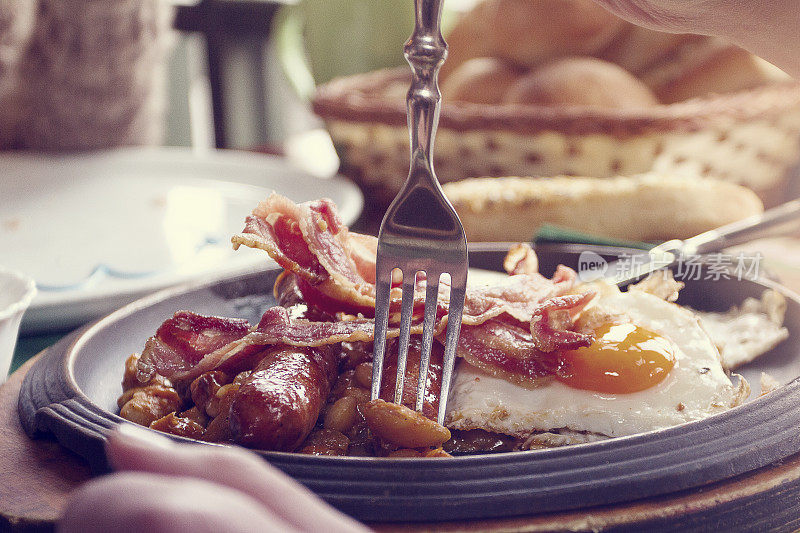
[58,424,370,533]
[592,0,800,77]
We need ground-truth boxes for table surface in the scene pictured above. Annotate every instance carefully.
[5,235,800,531]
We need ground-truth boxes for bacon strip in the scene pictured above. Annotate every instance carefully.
[138,195,595,386]
[233,195,376,312]
[136,311,250,383]
[530,293,596,353]
[455,319,558,388]
[503,243,539,275]
[139,308,388,383]
[232,194,578,331]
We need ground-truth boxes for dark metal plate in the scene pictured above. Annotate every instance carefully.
[18,243,800,523]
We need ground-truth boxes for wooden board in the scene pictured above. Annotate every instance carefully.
[0,355,90,532]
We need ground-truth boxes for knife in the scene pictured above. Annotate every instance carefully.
[577,198,800,287]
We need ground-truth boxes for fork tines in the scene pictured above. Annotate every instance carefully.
[371,256,467,426]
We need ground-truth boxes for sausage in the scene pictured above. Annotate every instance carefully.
[379,338,445,419]
[229,345,338,451]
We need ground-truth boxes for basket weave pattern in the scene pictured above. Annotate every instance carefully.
[315,69,800,203]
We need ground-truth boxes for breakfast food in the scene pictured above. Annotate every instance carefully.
[502,57,658,108]
[313,0,800,204]
[447,280,749,442]
[117,196,788,456]
[694,290,789,371]
[599,26,698,76]
[441,58,524,105]
[442,0,626,77]
[441,0,789,105]
[442,174,764,242]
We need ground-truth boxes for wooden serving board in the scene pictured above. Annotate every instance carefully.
[0,355,90,532]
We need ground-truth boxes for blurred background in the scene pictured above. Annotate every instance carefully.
[3,0,800,366]
[161,0,476,151]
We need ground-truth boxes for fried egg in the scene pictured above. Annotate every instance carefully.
[693,290,789,371]
[446,281,749,440]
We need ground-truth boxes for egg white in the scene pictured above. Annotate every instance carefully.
[445,283,749,440]
[693,290,789,371]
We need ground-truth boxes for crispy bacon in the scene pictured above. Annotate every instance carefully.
[456,319,558,388]
[233,195,376,311]
[530,293,596,353]
[503,243,539,275]
[139,195,596,387]
[138,308,387,383]
[462,266,576,325]
[233,194,578,331]
[136,311,250,383]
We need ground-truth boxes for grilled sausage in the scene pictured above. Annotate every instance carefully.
[379,338,445,419]
[229,345,338,451]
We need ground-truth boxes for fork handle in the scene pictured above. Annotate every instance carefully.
[404,0,447,188]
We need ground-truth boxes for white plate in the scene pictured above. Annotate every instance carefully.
[0,147,363,333]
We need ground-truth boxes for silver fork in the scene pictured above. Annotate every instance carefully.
[369,0,468,425]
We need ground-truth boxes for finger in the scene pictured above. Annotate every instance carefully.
[59,471,296,533]
[106,424,370,533]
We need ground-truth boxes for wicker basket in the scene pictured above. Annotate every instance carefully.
[313,68,800,206]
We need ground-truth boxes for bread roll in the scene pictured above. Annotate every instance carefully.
[442,0,626,77]
[443,175,764,242]
[503,57,658,108]
[441,3,494,80]
[599,25,695,75]
[646,44,791,103]
[441,57,524,104]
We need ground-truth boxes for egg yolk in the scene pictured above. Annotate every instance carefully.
[555,323,676,394]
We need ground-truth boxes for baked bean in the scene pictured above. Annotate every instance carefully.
[344,424,373,456]
[298,429,349,456]
[118,383,180,410]
[119,386,181,427]
[342,386,369,406]
[341,342,372,370]
[205,382,239,418]
[122,353,172,391]
[203,411,232,442]
[150,412,205,440]
[363,399,451,448]
[331,369,356,397]
[190,371,231,416]
[324,396,359,434]
[423,447,452,458]
[353,362,372,389]
[200,382,241,442]
[121,353,141,390]
[181,406,208,427]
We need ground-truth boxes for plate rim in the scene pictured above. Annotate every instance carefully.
[3,146,363,331]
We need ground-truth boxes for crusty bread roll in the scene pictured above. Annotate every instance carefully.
[599,25,696,75]
[645,44,791,104]
[503,57,658,108]
[441,57,525,104]
[443,175,764,242]
[442,0,626,77]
